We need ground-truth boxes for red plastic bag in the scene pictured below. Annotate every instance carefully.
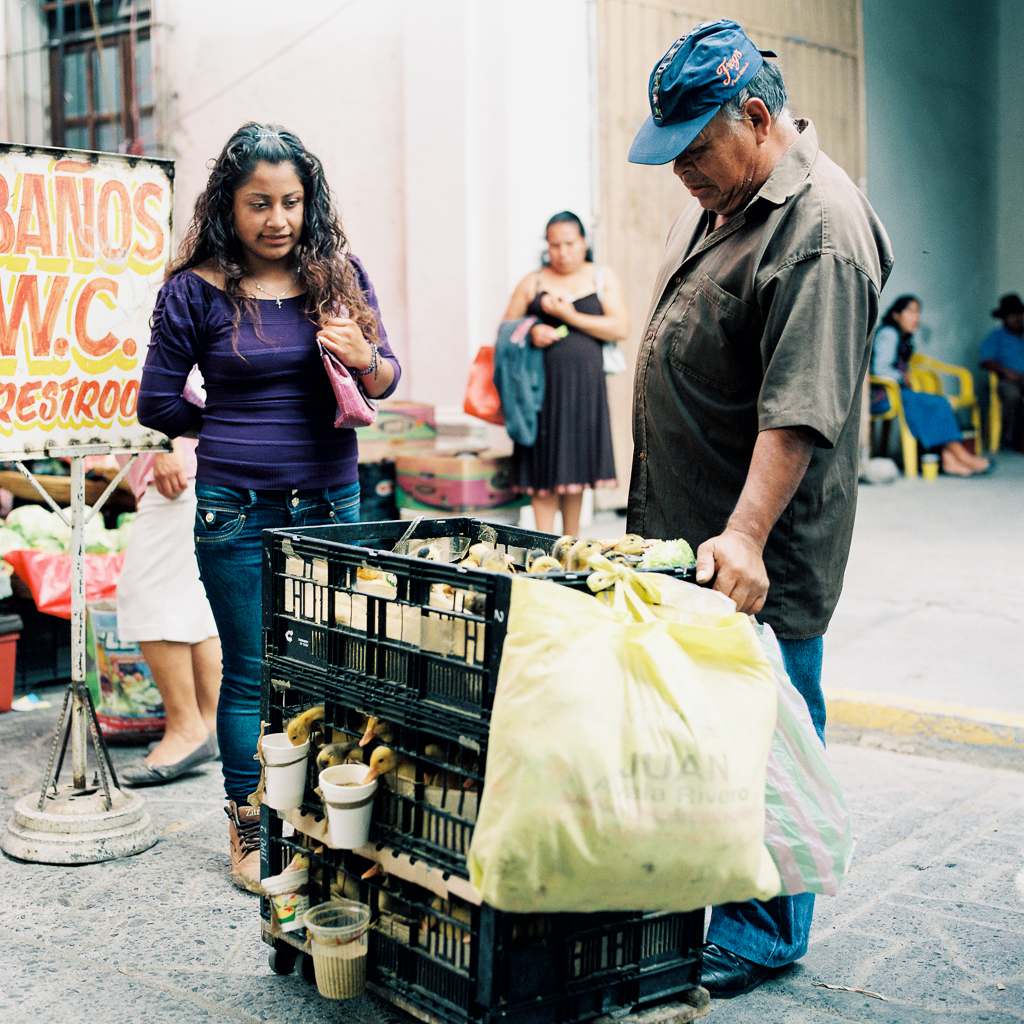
[5,549,125,619]
[464,345,504,425]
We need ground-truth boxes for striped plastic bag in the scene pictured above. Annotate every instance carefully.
[758,623,855,896]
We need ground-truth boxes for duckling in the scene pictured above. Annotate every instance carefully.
[362,744,415,785]
[421,894,473,944]
[356,565,384,580]
[566,538,603,572]
[526,555,562,575]
[467,542,493,562]
[330,868,361,901]
[479,550,513,573]
[361,863,413,919]
[358,714,393,747]
[286,704,325,746]
[551,535,577,566]
[524,547,549,572]
[315,740,364,774]
[612,533,645,556]
[283,851,310,875]
[410,542,438,560]
[423,743,463,788]
[454,748,481,791]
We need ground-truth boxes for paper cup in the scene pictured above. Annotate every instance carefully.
[921,453,939,481]
[261,732,311,810]
[303,899,371,1000]
[261,868,309,932]
[319,763,377,848]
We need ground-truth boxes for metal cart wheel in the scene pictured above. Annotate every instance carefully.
[300,951,318,985]
[268,942,298,976]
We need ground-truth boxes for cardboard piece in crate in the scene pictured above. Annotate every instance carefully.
[395,449,520,510]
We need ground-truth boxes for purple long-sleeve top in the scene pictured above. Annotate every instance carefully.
[137,254,400,491]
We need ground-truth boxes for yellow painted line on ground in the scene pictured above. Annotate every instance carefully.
[825,687,1024,750]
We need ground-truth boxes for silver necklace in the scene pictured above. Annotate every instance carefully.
[250,272,297,308]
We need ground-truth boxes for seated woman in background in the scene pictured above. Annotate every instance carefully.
[872,295,991,477]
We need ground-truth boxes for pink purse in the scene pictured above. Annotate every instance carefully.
[317,303,378,429]
[318,341,378,428]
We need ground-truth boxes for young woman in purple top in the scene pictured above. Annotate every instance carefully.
[137,122,401,891]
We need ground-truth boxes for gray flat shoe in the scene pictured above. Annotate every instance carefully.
[120,732,220,786]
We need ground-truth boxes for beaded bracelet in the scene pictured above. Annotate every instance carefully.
[350,343,379,379]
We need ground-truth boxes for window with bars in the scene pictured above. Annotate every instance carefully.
[44,0,154,154]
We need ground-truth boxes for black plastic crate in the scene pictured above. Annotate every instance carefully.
[260,824,703,1024]
[263,674,485,877]
[262,518,694,729]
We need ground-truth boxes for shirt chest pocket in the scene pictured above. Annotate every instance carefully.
[663,274,762,394]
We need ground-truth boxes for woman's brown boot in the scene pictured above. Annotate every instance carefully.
[225,800,262,892]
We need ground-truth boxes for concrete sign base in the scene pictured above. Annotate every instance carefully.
[1,784,156,864]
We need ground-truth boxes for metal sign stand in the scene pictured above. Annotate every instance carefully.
[1,444,157,864]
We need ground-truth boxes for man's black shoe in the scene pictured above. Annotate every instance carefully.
[700,943,788,998]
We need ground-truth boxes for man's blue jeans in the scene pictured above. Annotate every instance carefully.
[705,635,825,968]
[194,482,360,804]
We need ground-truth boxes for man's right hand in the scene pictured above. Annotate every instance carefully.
[695,528,769,614]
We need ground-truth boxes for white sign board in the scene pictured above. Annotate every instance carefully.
[0,144,174,456]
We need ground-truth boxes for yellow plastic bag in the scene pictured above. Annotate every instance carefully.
[468,561,781,913]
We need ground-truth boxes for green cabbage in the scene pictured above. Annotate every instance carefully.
[0,527,30,555]
[639,538,696,568]
[5,504,62,544]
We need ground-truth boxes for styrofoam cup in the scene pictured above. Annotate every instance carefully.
[261,732,311,810]
[261,867,309,932]
[319,763,377,848]
[303,899,371,999]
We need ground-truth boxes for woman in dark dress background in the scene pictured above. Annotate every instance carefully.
[501,212,629,535]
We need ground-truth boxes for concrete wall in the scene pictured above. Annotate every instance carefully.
[863,0,1001,366]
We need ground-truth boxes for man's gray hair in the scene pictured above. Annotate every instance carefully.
[720,61,791,123]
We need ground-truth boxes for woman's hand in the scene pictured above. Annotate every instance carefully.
[530,323,563,348]
[317,316,374,372]
[539,292,575,323]
[152,448,188,500]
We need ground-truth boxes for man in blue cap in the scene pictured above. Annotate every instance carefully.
[627,21,893,998]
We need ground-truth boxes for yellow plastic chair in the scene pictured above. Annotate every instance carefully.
[907,353,983,450]
[987,370,1001,452]
[869,376,918,477]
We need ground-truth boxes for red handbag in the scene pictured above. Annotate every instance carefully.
[464,345,504,425]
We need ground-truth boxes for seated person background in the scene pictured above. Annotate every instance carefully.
[979,293,1024,450]
[872,295,991,477]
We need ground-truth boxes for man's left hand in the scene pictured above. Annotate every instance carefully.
[695,528,769,614]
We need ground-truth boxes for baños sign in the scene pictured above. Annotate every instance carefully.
[0,144,173,455]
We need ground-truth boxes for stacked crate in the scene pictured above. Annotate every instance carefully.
[259,518,703,1024]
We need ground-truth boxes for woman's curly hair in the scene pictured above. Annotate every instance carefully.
[169,122,378,346]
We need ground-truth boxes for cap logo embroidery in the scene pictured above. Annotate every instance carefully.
[716,49,749,87]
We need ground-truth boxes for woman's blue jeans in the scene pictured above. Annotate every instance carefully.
[705,635,824,968]
[194,482,360,804]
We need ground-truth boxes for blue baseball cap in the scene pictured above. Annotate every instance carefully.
[628,20,776,166]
